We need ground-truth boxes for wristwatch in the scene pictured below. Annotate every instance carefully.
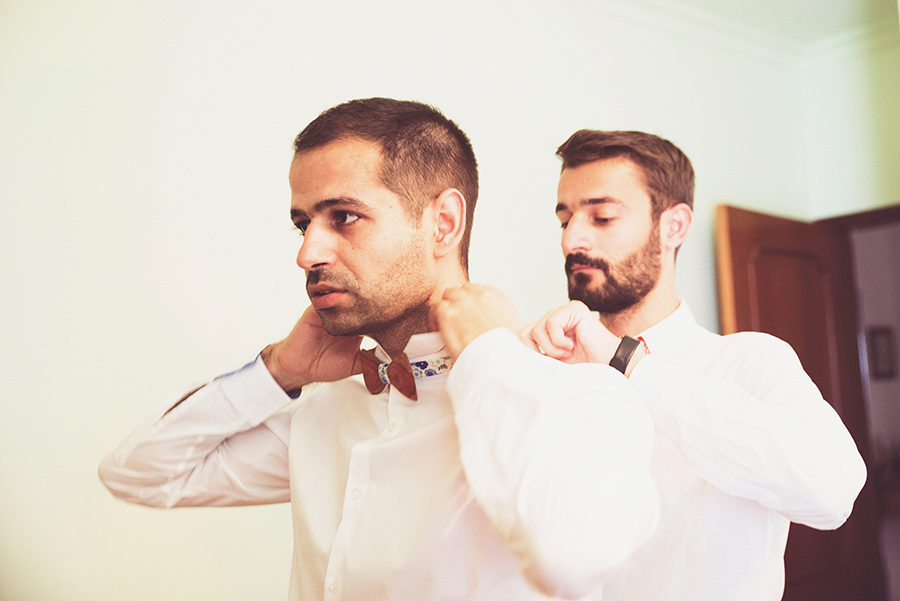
[609,336,648,377]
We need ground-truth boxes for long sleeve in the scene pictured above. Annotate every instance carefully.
[630,330,866,530]
[98,357,293,508]
[447,328,659,600]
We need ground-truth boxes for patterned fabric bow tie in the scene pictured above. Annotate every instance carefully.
[356,349,454,401]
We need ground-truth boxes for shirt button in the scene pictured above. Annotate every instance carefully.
[386,422,396,432]
[350,488,361,501]
[327,583,337,595]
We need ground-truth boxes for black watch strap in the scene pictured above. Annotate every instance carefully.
[609,336,641,374]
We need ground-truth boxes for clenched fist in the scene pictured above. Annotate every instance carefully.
[430,283,520,359]
[521,300,620,365]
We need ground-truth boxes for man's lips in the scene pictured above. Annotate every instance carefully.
[307,284,347,309]
[307,283,343,296]
[565,253,609,277]
[567,263,597,272]
[567,262,606,278]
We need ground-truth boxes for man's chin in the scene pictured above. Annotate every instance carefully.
[568,282,601,307]
[569,269,606,289]
[569,287,620,314]
[572,291,644,315]
[310,303,356,335]
[317,313,366,338]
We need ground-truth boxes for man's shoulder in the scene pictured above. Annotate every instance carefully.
[720,330,795,353]
[714,330,803,376]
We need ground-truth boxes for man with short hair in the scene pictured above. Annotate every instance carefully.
[99,100,660,601]
[522,129,867,601]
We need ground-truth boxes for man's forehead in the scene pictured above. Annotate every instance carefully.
[557,157,649,208]
[289,140,385,205]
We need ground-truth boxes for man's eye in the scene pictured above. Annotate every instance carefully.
[294,221,309,237]
[593,216,613,225]
[334,211,360,226]
[559,221,569,230]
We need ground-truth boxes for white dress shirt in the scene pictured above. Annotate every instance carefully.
[600,303,867,601]
[99,328,659,601]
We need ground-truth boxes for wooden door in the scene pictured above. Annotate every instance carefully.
[715,205,885,601]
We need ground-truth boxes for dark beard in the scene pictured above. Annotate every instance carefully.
[566,226,661,315]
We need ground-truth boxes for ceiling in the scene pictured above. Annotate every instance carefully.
[664,0,899,45]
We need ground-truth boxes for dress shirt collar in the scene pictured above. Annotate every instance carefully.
[368,331,448,363]
[636,301,696,357]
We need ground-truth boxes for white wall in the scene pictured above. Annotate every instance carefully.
[1,1,898,600]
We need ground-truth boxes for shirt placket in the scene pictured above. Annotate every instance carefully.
[322,388,412,601]
[323,437,373,600]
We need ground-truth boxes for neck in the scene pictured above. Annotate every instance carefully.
[372,265,468,359]
[370,307,431,358]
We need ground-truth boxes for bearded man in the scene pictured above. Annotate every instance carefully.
[99,101,660,601]
[524,129,867,601]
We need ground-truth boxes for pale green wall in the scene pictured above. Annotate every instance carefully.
[801,25,900,219]
[1,1,897,600]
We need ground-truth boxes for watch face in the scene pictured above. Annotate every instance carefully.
[610,336,641,374]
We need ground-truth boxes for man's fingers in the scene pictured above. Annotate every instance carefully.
[531,305,577,352]
[441,286,462,302]
[429,298,465,358]
[529,320,570,359]
[343,336,366,376]
[546,314,576,351]
[428,301,442,332]
[519,324,540,351]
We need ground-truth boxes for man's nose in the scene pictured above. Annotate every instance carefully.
[561,214,591,256]
[296,223,335,271]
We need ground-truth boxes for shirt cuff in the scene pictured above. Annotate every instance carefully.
[214,355,295,425]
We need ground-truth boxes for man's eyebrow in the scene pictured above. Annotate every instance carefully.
[290,208,308,224]
[555,197,620,213]
[290,197,370,223]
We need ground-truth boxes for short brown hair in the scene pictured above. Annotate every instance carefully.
[556,130,694,219]
[293,98,479,270]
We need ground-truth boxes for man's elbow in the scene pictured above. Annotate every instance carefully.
[792,455,867,530]
[97,455,174,508]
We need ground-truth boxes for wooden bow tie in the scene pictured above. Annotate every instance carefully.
[357,348,418,401]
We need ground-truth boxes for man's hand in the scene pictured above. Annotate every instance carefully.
[521,301,620,365]
[430,284,520,359]
[261,306,363,393]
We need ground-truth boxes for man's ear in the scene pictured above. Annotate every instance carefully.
[660,203,692,252]
[431,188,466,259]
